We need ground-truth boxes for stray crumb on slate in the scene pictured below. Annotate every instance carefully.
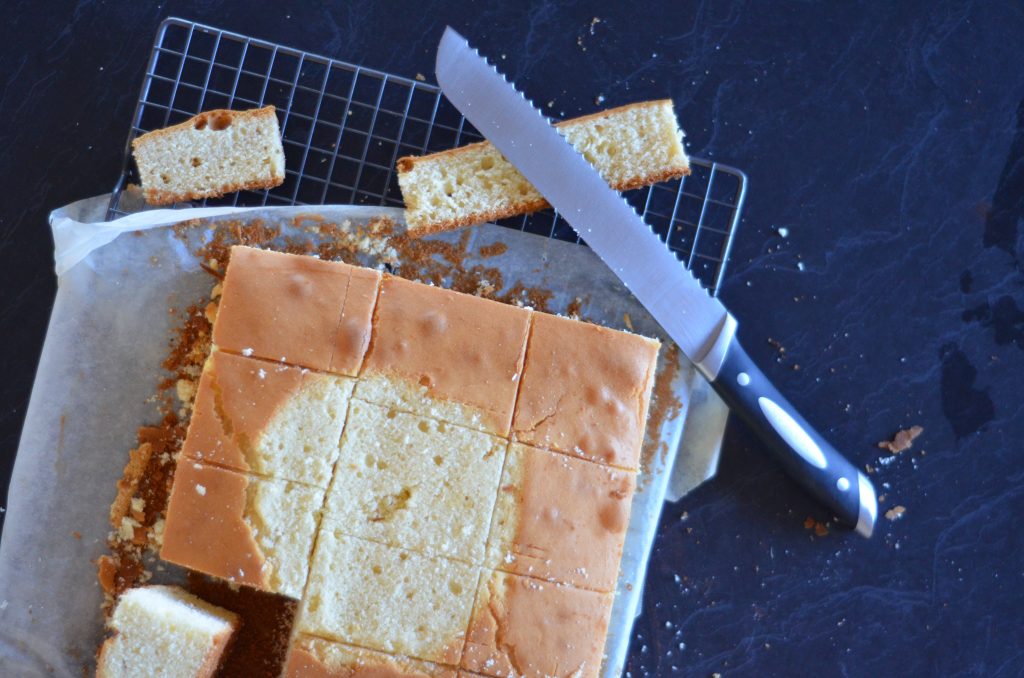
[878,425,923,454]
[885,505,907,521]
[415,73,426,82]
[804,516,829,536]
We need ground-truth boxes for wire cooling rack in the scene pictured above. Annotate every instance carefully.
[109,17,747,294]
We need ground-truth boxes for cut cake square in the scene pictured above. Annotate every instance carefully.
[284,635,456,678]
[182,350,353,489]
[484,443,636,592]
[324,399,507,564]
[161,461,323,598]
[299,529,479,665]
[356,274,531,436]
[461,570,614,678]
[96,585,238,678]
[512,313,660,470]
[214,246,381,376]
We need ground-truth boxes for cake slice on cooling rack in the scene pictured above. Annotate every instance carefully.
[131,106,285,205]
[396,99,690,236]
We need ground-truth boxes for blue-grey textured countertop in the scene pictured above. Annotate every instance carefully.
[1,2,1022,675]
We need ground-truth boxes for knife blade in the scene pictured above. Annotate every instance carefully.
[435,27,877,537]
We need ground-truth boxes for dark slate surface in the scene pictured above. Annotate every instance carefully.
[2,2,1022,675]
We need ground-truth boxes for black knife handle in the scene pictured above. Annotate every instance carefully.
[710,338,877,537]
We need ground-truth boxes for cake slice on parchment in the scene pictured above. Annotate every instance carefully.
[283,635,456,678]
[181,351,353,489]
[160,460,322,598]
[324,399,507,564]
[298,530,480,665]
[356,274,531,437]
[396,99,689,236]
[484,443,636,593]
[131,105,285,206]
[213,246,381,377]
[96,585,237,678]
[512,312,661,470]
[461,570,614,678]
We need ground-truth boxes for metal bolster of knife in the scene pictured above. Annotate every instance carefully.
[855,471,878,538]
[693,312,738,381]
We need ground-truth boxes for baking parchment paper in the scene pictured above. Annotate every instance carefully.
[0,199,727,677]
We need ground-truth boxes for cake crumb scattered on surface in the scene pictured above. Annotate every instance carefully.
[804,516,829,536]
[885,505,906,521]
[878,426,923,454]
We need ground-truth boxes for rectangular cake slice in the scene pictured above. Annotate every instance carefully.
[485,443,636,592]
[214,246,381,376]
[396,99,689,236]
[284,635,456,678]
[324,399,507,563]
[96,585,238,678]
[512,313,660,470]
[462,571,614,678]
[357,274,531,436]
[299,529,479,665]
[182,351,352,489]
[132,106,285,205]
[161,461,323,598]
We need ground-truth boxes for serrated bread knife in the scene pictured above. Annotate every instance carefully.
[435,27,877,537]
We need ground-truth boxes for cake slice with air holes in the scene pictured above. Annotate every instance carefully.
[161,461,323,599]
[512,312,660,470]
[299,530,479,665]
[356,274,531,437]
[96,585,238,678]
[131,106,285,206]
[323,399,507,564]
[484,443,636,592]
[214,245,381,376]
[182,350,352,489]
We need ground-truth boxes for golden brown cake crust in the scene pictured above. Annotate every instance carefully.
[214,246,380,376]
[182,351,303,475]
[131,106,284,206]
[160,461,268,590]
[360,274,531,435]
[462,571,614,678]
[488,443,636,592]
[512,314,660,469]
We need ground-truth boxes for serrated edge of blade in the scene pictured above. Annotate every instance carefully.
[436,27,717,305]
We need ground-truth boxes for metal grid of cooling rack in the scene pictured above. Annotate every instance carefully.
[109,17,747,294]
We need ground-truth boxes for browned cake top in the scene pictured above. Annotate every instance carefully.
[462,571,614,678]
[182,351,302,473]
[214,246,380,376]
[161,461,267,590]
[361,274,531,435]
[513,313,660,469]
